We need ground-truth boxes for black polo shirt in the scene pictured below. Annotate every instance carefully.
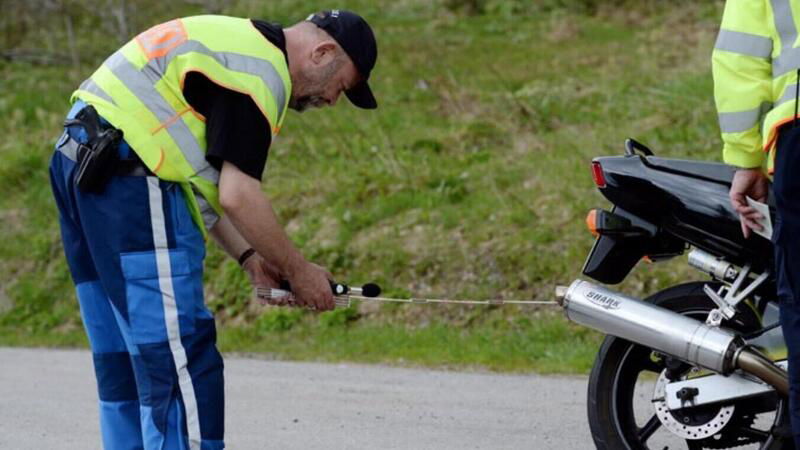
[182,20,286,181]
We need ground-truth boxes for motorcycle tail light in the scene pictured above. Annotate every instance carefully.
[586,209,599,236]
[591,161,606,188]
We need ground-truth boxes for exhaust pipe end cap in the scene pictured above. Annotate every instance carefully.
[555,285,569,306]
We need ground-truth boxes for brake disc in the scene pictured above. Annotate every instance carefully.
[652,372,736,440]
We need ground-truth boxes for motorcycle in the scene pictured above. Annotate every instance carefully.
[555,139,793,449]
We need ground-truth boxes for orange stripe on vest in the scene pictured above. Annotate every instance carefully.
[135,19,187,60]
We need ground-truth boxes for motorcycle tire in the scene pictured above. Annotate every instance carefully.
[586,281,792,450]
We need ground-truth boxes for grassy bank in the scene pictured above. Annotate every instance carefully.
[0,0,721,373]
[0,305,600,374]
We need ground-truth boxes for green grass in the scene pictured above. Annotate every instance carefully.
[218,306,602,374]
[0,0,722,373]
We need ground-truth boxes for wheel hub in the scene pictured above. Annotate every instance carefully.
[652,371,735,440]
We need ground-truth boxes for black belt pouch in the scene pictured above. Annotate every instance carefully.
[66,106,123,194]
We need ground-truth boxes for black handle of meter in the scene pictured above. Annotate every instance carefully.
[278,280,349,296]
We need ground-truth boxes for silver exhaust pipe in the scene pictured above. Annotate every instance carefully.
[735,346,789,396]
[556,280,788,396]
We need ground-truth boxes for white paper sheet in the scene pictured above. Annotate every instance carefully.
[746,196,773,240]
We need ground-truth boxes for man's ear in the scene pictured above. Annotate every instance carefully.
[310,41,338,66]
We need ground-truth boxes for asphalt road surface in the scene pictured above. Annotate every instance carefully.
[0,347,592,449]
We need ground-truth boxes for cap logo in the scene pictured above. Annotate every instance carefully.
[331,10,340,17]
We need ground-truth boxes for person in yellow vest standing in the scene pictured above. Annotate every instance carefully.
[49,10,378,449]
[715,0,800,445]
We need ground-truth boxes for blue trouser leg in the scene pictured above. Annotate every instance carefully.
[50,102,224,449]
[774,126,800,447]
[50,136,144,448]
[80,282,145,449]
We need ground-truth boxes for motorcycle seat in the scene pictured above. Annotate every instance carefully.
[644,157,736,186]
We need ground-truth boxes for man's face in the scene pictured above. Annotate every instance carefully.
[289,43,361,112]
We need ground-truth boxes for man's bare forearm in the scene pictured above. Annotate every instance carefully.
[209,215,251,261]
[218,162,305,278]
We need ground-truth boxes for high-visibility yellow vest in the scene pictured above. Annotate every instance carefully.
[713,0,800,173]
[72,15,292,236]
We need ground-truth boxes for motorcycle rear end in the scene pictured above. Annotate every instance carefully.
[564,139,792,450]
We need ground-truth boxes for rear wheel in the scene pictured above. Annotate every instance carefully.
[586,282,792,449]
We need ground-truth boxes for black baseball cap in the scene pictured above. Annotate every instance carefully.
[306,10,378,109]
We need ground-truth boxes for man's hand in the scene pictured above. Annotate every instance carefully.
[729,168,769,238]
[242,254,291,306]
[288,261,335,311]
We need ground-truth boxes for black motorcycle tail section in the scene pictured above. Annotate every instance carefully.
[582,152,775,282]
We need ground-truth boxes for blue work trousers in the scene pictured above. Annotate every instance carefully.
[49,101,225,449]
[775,125,800,448]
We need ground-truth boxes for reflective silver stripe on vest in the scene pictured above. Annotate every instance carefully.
[147,40,287,121]
[105,52,219,185]
[718,101,773,133]
[720,83,800,131]
[772,0,800,77]
[773,0,798,48]
[774,47,800,77]
[774,82,800,107]
[79,78,117,106]
[194,188,220,229]
[715,29,773,59]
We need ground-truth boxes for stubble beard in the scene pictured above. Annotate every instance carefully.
[289,95,326,113]
[289,57,343,113]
